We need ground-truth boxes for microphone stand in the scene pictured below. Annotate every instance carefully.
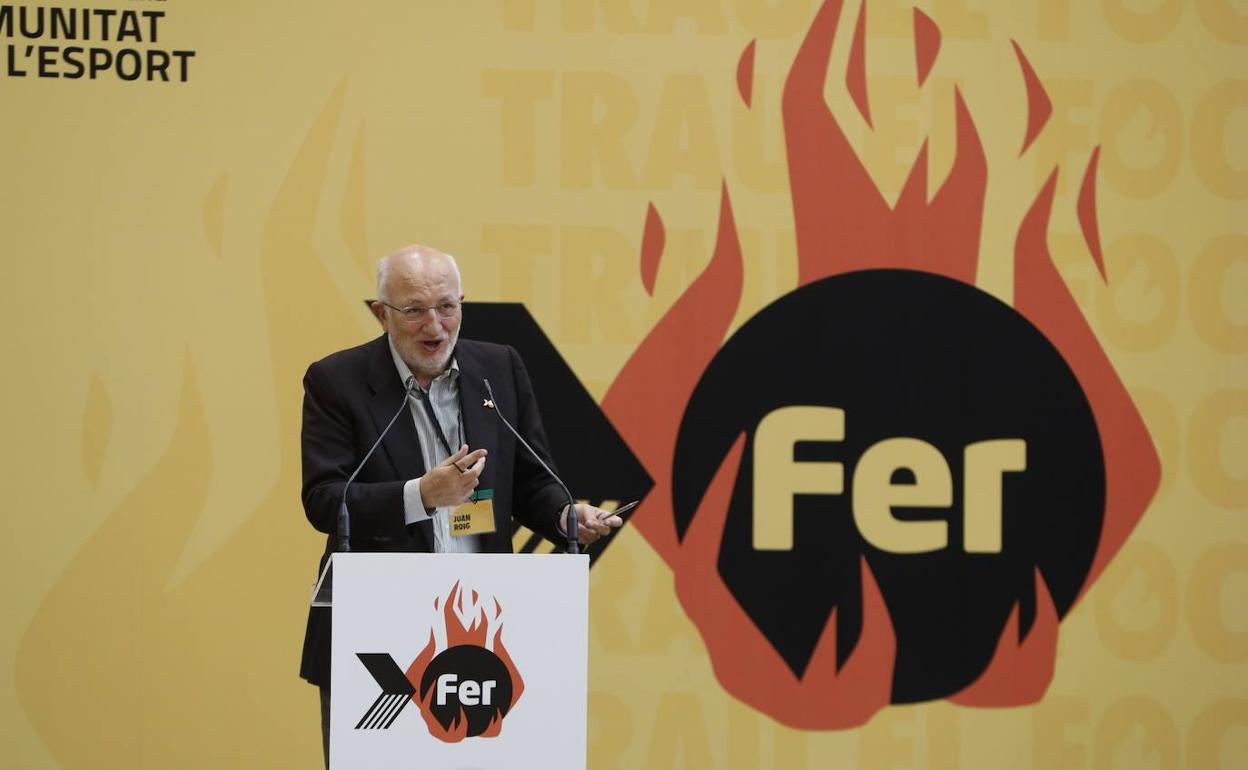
[338,376,418,552]
[482,378,579,554]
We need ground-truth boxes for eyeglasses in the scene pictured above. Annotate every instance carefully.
[378,299,461,320]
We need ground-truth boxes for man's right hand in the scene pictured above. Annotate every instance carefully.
[419,445,487,509]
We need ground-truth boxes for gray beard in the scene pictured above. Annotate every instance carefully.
[395,334,457,384]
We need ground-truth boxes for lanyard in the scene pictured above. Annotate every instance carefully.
[414,386,461,458]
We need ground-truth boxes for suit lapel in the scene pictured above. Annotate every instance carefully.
[365,336,433,549]
[455,343,500,495]
[457,345,514,553]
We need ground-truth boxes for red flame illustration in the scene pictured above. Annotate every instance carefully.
[603,0,1159,728]
[405,582,524,742]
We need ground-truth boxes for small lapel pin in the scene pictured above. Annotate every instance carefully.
[483,399,495,409]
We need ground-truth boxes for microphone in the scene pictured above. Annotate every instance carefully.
[338,375,419,552]
[482,378,580,555]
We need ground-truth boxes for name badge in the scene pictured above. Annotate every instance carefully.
[450,488,496,537]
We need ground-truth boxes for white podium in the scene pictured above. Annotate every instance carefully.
[323,552,588,769]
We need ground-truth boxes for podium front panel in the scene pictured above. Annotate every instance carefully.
[331,552,588,769]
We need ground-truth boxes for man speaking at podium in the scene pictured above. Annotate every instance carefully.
[298,244,622,762]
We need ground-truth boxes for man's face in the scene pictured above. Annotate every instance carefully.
[375,253,463,385]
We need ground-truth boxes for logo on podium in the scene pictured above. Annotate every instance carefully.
[355,581,524,742]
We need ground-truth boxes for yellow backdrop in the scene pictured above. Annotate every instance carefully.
[2,0,1244,767]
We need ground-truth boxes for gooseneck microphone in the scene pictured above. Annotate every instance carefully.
[482,378,580,555]
[339,375,419,552]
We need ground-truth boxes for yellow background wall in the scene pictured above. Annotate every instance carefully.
[1,0,1244,766]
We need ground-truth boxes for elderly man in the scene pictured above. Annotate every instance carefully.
[299,244,620,763]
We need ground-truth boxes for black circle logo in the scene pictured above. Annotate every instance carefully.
[419,645,515,737]
[673,269,1104,701]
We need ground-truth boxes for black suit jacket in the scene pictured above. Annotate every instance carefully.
[299,334,568,686]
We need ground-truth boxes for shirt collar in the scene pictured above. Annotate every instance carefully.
[387,336,458,392]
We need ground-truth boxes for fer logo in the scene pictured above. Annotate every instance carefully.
[600,0,1161,729]
[356,582,523,742]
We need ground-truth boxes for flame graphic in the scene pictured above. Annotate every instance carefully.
[405,582,525,742]
[603,0,1159,728]
[16,85,366,766]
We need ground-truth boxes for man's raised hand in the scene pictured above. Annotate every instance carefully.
[419,445,487,508]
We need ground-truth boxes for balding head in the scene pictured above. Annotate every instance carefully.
[376,244,462,304]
